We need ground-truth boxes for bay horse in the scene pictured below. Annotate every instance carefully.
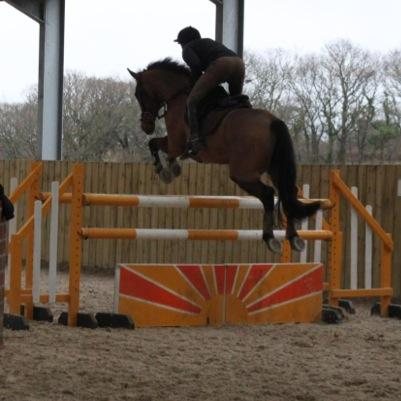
[128,58,322,253]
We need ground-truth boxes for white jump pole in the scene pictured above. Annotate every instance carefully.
[350,187,358,289]
[113,265,121,313]
[300,184,310,263]
[313,210,323,263]
[364,205,373,289]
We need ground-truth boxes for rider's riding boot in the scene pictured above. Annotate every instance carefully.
[186,106,205,156]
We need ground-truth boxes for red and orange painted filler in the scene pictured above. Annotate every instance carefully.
[115,263,324,327]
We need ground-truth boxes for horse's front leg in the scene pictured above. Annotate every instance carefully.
[167,157,182,178]
[165,127,189,178]
[148,137,181,184]
[148,137,165,175]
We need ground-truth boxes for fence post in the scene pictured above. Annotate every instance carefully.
[280,241,291,263]
[364,205,373,289]
[48,181,60,304]
[380,238,392,317]
[328,170,342,307]
[8,235,22,315]
[23,161,42,320]
[68,164,84,327]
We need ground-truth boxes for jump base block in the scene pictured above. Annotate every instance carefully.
[115,263,323,327]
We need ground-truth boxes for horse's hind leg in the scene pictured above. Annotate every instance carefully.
[231,177,282,253]
[269,168,305,252]
[285,217,305,252]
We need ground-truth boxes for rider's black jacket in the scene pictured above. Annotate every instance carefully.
[182,38,238,79]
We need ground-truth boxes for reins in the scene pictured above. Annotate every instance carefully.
[140,86,190,123]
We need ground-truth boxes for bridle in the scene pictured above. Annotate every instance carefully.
[140,86,190,125]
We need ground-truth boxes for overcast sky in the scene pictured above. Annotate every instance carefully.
[1,0,400,103]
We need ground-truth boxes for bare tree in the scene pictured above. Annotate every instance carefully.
[383,50,401,130]
[62,72,148,161]
[0,91,38,158]
[0,73,167,162]
[244,50,311,160]
[289,55,327,163]
[322,40,378,163]
[244,50,293,119]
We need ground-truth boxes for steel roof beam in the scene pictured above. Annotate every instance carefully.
[210,0,244,57]
[3,0,64,160]
[4,0,44,23]
[38,0,64,160]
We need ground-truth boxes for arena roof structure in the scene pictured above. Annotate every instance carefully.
[1,0,244,160]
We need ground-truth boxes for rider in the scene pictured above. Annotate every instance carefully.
[174,26,245,156]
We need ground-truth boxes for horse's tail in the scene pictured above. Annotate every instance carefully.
[270,119,321,220]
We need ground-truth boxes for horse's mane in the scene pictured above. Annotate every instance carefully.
[146,58,192,78]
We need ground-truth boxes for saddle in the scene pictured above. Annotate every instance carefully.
[187,86,252,138]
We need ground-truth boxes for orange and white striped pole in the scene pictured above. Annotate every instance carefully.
[80,227,334,241]
[41,192,333,210]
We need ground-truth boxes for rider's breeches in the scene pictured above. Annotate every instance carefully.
[186,56,245,110]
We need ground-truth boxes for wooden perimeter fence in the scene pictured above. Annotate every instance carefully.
[1,160,400,297]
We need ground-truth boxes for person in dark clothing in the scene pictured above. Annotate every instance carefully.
[174,26,245,156]
[0,184,14,221]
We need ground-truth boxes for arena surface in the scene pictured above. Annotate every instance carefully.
[1,272,401,401]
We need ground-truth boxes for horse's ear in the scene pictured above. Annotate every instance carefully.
[127,68,139,80]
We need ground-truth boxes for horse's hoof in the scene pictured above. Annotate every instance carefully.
[159,168,174,184]
[169,162,182,177]
[266,238,282,254]
[154,165,163,175]
[289,236,305,252]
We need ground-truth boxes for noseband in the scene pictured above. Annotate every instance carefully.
[140,87,189,124]
[140,110,159,125]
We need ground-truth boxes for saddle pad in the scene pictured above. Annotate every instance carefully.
[187,86,252,137]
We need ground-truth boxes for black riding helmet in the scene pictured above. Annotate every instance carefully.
[174,26,201,45]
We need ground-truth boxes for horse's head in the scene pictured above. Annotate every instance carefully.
[128,59,193,135]
[127,68,161,134]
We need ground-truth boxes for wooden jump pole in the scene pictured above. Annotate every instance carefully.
[67,164,84,327]
[327,170,342,308]
[23,162,41,319]
[80,228,334,241]
[41,192,333,210]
